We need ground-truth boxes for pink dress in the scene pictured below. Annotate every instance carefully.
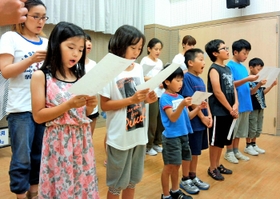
[38,73,99,199]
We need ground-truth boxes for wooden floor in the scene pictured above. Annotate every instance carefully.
[1,127,280,199]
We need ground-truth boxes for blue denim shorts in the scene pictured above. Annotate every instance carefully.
[7,112,45,194]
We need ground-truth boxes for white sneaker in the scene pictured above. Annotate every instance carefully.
[253,145,265,154]
[146,148,157,156]
[153,144,163,153]
[224,152,239,164]
[235,151,250,161]
[244,145,259,156]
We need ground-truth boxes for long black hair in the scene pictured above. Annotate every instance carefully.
[41,21,86,79]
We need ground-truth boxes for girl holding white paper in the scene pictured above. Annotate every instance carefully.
[140,38,164,156]
[31,22,99,198]
[99,25,157,199]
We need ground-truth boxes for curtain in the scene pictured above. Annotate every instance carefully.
[41,0,144,34]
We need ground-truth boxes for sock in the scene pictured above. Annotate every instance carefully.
[246,142,251,148]
[162,195,171,199]
[182,176,189,181]
[233,148,238,154]
[251,142,256,146]
[226,148,233,153]
[189,172,196,179]
[171,189,179,193]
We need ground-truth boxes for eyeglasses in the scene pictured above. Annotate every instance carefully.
[27,15,49,21]
[218,47,229,51]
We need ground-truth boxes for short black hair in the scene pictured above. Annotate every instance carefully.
[162,64,184,89]
[232,39,251,55]
[249,58,264,67]
[184,48,204,68]
[108,25,145,58]
[205,39,225,62]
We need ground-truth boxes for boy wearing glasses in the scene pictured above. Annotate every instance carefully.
[205,39,238,180]
[224,39,259,164]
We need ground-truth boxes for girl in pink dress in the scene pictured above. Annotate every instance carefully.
[31,21,99,199]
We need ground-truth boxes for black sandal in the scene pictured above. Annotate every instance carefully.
[218,164,232,174]
[207,168,224,181]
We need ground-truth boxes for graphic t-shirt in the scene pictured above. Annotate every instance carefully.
[159,92,193,138]
[207,63,235,116]
[249,82,266,110]
[99,63,148,150]
[0,31,48,113]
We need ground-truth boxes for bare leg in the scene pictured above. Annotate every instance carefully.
[90,118,97,135]
[170,165,180,191]
[209,145,221,170]
[122,188,135,199]
[181,160,190,178]
[190,155,198,173]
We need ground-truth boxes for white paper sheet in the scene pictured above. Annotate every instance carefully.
[191,91,212,105]
[136,63,180,91]
[68,53,134,95]
[227,119,237,140]
[256,67,280,87]
[142,64,154,76]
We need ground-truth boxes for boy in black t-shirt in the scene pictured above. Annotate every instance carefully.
[205,39,239,181]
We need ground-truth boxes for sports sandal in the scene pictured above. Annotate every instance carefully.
[207,168,224,181]
[218,164,232,174]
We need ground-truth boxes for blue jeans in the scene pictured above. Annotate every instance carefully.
[7,112,45,194]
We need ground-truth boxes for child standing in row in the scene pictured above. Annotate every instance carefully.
[179,48,212,194]
[247,58,277,153]
[205,39,238,181]
[159,65,206,199]
[99,25,157,199]
[84,33,99,135]
[31,21,99,198]
[140,38,164,156]
[224,39,258,163]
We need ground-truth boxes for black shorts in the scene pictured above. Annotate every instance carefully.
[87,112,99,119]
[208,115,233,148]
[188,129,208,155]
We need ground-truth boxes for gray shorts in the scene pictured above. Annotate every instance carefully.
[162,134,192,165]
[248,109,264,138]
[233,112,250,138]
[106,145,145,194]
